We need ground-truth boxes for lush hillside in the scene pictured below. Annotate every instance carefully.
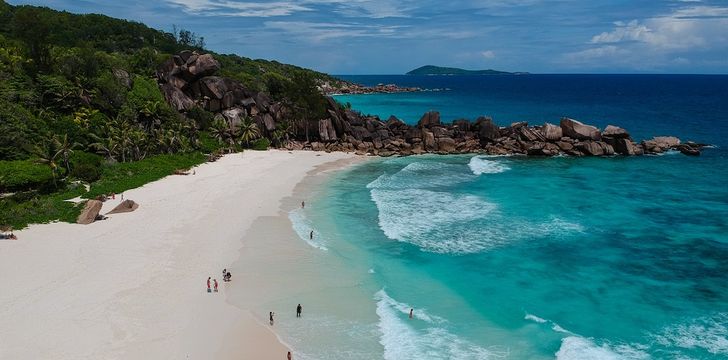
[0,0,342,228]
[406,65,527,75]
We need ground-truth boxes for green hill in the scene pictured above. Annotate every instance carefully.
[0,0,343,228]
[406,65,527,75]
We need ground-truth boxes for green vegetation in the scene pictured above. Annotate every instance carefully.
[0,153,205,229]
[406,65,527,76]
[0,0,341,229]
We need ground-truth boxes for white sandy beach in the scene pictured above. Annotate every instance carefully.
[0,150,359,360]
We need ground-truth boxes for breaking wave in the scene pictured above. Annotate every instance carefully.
[468,156,511,175]
[375,290,508,360]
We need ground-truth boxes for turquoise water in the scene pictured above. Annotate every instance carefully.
[288,75,728,359]
[293,153,728,359]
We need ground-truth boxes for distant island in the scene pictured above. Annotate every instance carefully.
[407,65,528,76]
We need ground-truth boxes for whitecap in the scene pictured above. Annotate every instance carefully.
[468,156,511,175]
[652,313,728,355]
[524,313,548,323]
[555,336,650,360]
[524,313,572,334]
[367,161,474,190]
[367,160,584,254]
[374,290,508,360]
[289,208,328,251]
[370,188,506,254]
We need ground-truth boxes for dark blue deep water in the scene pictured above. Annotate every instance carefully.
[335,74,728,147]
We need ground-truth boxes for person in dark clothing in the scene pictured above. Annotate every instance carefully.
[296,304,302,318]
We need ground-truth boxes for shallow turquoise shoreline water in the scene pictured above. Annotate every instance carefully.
[288,152,727,359]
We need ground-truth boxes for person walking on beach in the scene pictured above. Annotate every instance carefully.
[213,279,219,292]
[409,309,413,319]
[121,193,124,201]
[296,304,302,318]
[287,351,292,360]
[223,268,227,279]
[301,201,305,208]
[309,230,314,240]
[207,277,211,293]
[269,312,275,325]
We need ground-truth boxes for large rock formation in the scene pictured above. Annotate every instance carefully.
[541,123,562,141]
[156,51,706,158]
[560,118,601,141]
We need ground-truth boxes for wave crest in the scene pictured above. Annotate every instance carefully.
[468,156,511,175]
[375,290,508,360]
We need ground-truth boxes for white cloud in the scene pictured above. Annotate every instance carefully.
[164,0,416,18]
[590,20,652,44]
[481,50,496,59]
[165,0,311,17]
[565,45,629,62]
[563,4,728,70]
[263,21,405,42]
[588,6,728,51]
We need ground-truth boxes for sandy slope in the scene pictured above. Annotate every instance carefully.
[0,150,358,360]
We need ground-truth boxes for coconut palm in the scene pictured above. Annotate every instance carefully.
[89,132,118,161]
[54,134,81,177]
[32,136,61,187]
[236,117,260,148]
[209,118,230,145]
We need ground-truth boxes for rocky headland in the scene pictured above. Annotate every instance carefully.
[157,51,706,158]
[319,81,421,95]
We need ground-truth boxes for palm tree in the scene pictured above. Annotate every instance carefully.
[272,121,292,147]
[209,118,230,146]
[89,132,118,161]
[236,117,260,148]
[54,134,81,177]
[32,136,60,187]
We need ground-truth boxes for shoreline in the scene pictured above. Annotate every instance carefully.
[228,155,383,359]
[0,150,363,360]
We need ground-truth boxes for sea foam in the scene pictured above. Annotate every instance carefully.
[367,160,584,254]
[556,337,650,360]
[652,313,728,355]
[468,156,511,175]
[374,290,508,360]
[289,208,328,251]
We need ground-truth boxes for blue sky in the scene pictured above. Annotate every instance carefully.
[8,0,728,74]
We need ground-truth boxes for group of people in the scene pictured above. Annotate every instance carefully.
[206,277,218,293]
[269,303,303,325]
[205,269,232,293]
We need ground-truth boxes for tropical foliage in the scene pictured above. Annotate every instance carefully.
[0,0,340,228]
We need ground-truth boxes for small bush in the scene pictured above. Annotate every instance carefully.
[0,159,54,192]
[251,138,270,151]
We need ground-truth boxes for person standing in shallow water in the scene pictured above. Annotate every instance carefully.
[301,201,305,208]
[309,230,313,240]
[296,304,302,318]
[409,309,413,319]
[269,311,275,325]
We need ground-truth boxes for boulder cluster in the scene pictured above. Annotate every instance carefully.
[157,50,286,138]
[292,108,705,157]
[156,51,705,157]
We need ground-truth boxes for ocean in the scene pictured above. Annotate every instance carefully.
[287,75,728,359]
